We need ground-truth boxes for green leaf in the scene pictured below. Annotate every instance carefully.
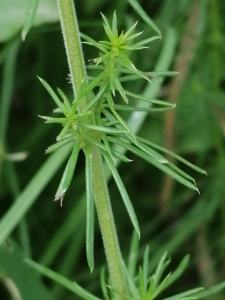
[57,88,72,112]
[194,281,225,299]
[78,123,128,134]
[80,32,108,53]
[126,0,161,37]
[139,268,145,298]
[104,97,136,142]
[125,90,175,107]
[100,13,113,36]
[123,21,138,39]
[162,288,204,300]
[45,136,75,154]
[131,36,161,48]
[112,11,117,35]
[128,231,139,278]
[25,259,102,300]
[0,144,72,246]
[73,71,106,104]
[37,115,68,124]
[114,76,129,104]
[162,255,190,290]
[103,153,140,237]
[153,252,170,290]
[37,77,64,111]
[107,285,136,300]
[85,143,95,273]
[123,262,140,299]
[55,142,80,205]
[152,273,171,298]
[137,137,207,175]
[100,268,110,300]
[112,149,132,163]
[96,113,116,165]
[21,0,40,41]
[103,104,173,112]
[82,83,109,114]
[108,136,199,192]
[142,246,149,294]
[84,134,108,153]
[109,61,116,96]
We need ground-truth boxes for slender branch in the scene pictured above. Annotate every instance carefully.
[56,0,126,297]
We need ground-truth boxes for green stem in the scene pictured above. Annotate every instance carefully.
[57,0,126,297]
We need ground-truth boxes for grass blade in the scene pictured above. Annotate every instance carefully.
[26,259,102,300]
[21,0,40,41]
[0,144,72,246]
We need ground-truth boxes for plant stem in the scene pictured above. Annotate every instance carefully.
[57,0,126,297]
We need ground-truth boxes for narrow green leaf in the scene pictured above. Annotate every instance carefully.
[57,88,72,112]
[125,90,175,107]
[25,260,102,300]
[108,136,199,192]
[85,143,95,273]
[115,77,129,104]
[123,21,138,39]
[126,0,161,37]
[132,36,161,48]
[143,246,149,294]
[162,255,190,290]
[80,32,108,53]
[57,122,71,142]
[123,262,140,299]
[100,13,113,36]
[55,142,80,206]
[152,273,171,298]
[167,162,196,184]
[104,97,136,142]
[46,136,75,154]
[78,123,128,134]
[117,58,152,83]
[128,231,139,278]
[139,268,145,298]
[103,153,140,237]
[137,137,207,175]
[82,83,108,114]
[107,286,136,300]
[147,276,155,299]
[112,11,117,35]
[103,104,173,112]
[118,52,137,71]
[112,149,132,163]
[73,71,106,104]
[153,252,170,290]
[110,61,116,96]
[21,0,40,41]
[84,134,108,153]
[194,281,225,299]
[38,115,68,124]
[125,31,143,41]
[146,71,179,77]
[100,268,110,300]
[162,288,204,300]
[96,114,116,165]
[95,51,112,65]
[37,77,64,111]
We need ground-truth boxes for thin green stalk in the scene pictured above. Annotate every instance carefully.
[57,0,126,297]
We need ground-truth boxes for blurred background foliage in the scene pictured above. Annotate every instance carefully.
[0,0,225,299]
